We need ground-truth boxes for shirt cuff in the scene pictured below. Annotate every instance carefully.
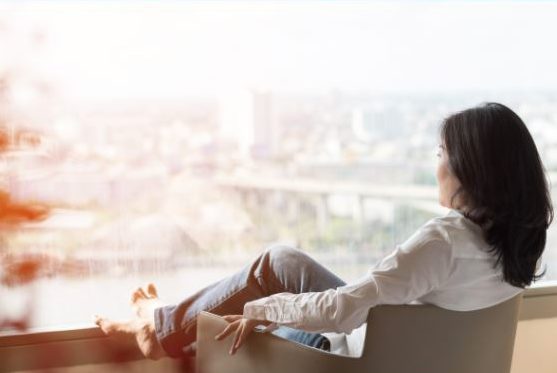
[243,302,267,320]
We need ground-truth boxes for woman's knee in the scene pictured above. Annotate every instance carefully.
[264,243,309,267]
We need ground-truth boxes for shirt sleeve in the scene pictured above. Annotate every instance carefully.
[243,219,455,334]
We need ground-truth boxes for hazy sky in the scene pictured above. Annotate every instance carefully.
[1,1,557,99]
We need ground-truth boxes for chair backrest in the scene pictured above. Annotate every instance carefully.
[360,294,523,373]
[195,294,523,373]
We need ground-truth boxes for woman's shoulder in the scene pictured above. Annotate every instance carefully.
[414,210,489,257]
[415,210,482,245]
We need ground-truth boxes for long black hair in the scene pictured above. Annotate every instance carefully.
[441,102,553,288]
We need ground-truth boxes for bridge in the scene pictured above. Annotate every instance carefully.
[214,174,445,236]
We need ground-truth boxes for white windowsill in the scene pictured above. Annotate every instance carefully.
[1,282,556,344]
[0,283,555,372]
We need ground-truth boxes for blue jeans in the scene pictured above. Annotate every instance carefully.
[154,244,346,357]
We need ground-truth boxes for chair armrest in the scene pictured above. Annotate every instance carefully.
[196,312,358,373]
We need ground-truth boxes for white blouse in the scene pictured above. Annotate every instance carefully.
[243,210,525,356]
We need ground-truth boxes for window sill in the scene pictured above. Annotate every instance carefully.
[526,280,557,296]
[1,283,556,372]
[0,322,145,373]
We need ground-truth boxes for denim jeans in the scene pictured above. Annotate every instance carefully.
[154,243,346,357]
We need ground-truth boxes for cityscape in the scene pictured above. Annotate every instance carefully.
[2,1,557,330]
[4,91,557,265]
[3,90,557,330]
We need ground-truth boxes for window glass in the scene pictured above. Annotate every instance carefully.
[1,1,557,331]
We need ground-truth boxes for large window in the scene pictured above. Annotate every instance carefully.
[2,1,557,331]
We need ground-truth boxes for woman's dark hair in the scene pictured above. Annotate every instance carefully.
[441,102,553,288]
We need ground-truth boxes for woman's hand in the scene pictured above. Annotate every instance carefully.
[214,315,271,355]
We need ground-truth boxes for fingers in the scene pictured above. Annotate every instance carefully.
[215,317,259,355]
[230,323,249,355]
[214,314,245,340]
[214,315,244,340]
[230,324,242,354]
[214,320,239,341]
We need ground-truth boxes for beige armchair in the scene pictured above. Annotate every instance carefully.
[196,294,522,373]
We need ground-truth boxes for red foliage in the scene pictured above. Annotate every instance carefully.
[0,190,50,225]
[0,127,8,152]
[0,125,50,226]
[0,126,51,289]
[0,125,42,152]
[0,252,89,287]
[0,254,44,287]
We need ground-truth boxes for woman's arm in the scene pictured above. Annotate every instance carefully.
[243,221,455,334]
[216,219,454,352]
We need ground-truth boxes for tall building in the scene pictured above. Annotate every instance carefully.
[218,89,276,158]
[351,105,405,142]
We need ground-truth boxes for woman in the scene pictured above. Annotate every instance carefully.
[95,102,553,359]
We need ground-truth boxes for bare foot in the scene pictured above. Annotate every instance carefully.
[94,316,166,360]
[131,283,167,320]
[95,283,168,360]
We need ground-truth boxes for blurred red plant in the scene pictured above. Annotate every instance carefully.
[1,254,48,287]
[0,190,49,226]
[1,124,51,282]
[1,124,51,330]
[0,127,8,151]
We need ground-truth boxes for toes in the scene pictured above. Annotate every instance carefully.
[131,284,159,303]
[95,317,134,335]
[94,315,112,333]
[95,316,162,359]
[146,283,158,298]
[132,287,147,303]
[138,287,147,298]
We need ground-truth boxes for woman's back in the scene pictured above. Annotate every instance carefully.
[337,209,525,356]
[416,210,524,311]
